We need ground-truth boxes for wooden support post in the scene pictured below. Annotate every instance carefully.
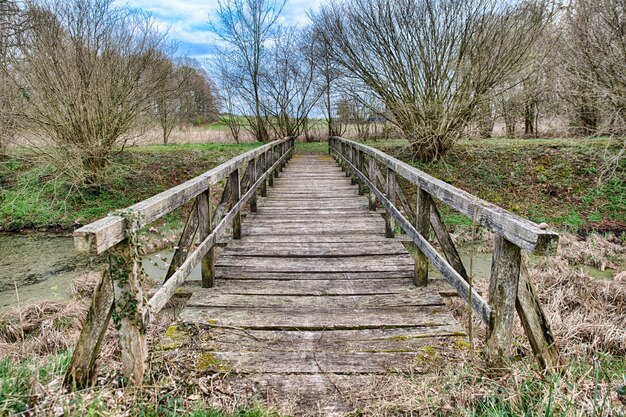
[273,146,280,178]
[415,187,430,286]
[249,158,258,213]
[429,198,470,281]
[516,256,560,371]
[197,189,214,288]
[64,269,114,390]
[231,168,242,239]
[260,152,268,196]
[485,235,521,366]
[385,167,396,238]
[164,201,198,282]
[357,150,366,195]
[268,149,275,187]
[368,157,377,210]
[344,144,351,177]
[110,238,147,385]
[350,147,357,185]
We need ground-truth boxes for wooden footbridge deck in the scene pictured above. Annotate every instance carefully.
[64,137,561,413]
[177,153,465,396]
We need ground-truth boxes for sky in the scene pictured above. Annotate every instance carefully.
[114,0,324,61]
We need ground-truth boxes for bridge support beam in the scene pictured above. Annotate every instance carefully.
[485,236,520,366]
[414,188,430,286]
[385,168,396,238]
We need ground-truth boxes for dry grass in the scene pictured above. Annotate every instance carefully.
[0,233,624,416]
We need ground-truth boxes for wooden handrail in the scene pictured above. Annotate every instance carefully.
[74,137,294,255]
[330,136,560,370]
[64,137,295,389]
[330,137,558,255]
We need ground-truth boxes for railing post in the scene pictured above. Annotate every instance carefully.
[197,188,214,288]
[260,152,268,197]
[110,238,147,385]
[250,158,258,213]
[485,235,521,365]
[268,148,275,187]
[385,167,396,238]
[368,156,377,211]
[230,168,242,239]
[273,145,280,179]
[357,150,365,195]
[415,188,430,286]
[344,144,350,177]
[350,146,358,185]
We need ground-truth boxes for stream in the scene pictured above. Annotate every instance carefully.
[0,233,614,311]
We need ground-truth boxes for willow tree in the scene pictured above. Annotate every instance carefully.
[6,0,171,186]
[312,0,552,161]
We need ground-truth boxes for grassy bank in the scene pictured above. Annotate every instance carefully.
[354,137,625,234]
[0,142,262,231]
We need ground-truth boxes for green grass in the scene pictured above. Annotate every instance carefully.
[0,142,263,230]
[360,136,626,233]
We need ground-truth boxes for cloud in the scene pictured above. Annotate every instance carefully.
[115,0,324,59]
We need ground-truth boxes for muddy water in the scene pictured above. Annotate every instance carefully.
[0,233,99,310]
[0,234,615,311]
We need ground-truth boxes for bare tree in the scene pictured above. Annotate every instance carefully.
[5,0,172,186]
[210,0,285,142]
[260,26,321,138]
[312,0,552,161]
[0,0,28,155]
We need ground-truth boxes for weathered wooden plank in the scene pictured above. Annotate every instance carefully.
[183,326,466,353]
[197,351,429,374]
[230,234,409,244]
[330,137,559,255]
[164,200,198,282]
[216,270,416,280]
[215,255,415,272]
[485,236,521,365]
[186,293,445,309]
[415,188,430,286]
[186,278,416,295]
[242,225,384,236]
[74,138,293,255]
[179,305,456,330]
[64,270,114,389]
[516,256,560,371]
[221,241,407,257]
[197,190,214,288]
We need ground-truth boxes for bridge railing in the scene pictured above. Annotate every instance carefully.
[329,136,560,369]
[64,137,295,389]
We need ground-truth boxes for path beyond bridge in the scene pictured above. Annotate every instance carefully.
[172,153,466,411]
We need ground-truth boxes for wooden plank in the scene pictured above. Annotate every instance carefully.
[179,305,456,330]
[334,149,493,324]
[74,138,293,255]
[230,168,241,240]
[203,278,415,295]
[215,255,415,272]
[197,351,430,374]
[516,256,560,371]
[330,137,559,255]
[184,326,466,353]
[485,236,521,365]
[64,270,114,389]
[415,188,430,286]
[221,241,407,257]
[197,190,214,288]
[216,270,415,280]
[164,201,198,282]
[186,293,445,309]
[386,168,396,238]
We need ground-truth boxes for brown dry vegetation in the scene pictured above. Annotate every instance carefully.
[0,233,624,416]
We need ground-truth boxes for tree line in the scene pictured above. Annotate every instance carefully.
[1,0,625,187]
[0,0,220,186]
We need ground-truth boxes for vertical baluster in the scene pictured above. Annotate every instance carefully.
[385,168,396,238]
[368,156,377,210]
[357,150,365,195]
[230,168,242,239]
[250,158,258,212]
[260,152,268,196]
[415,187,430,286]
[485,235,521,365]
[197,189,214,288]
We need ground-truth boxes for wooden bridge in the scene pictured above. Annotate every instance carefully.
[63,137,561,412]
